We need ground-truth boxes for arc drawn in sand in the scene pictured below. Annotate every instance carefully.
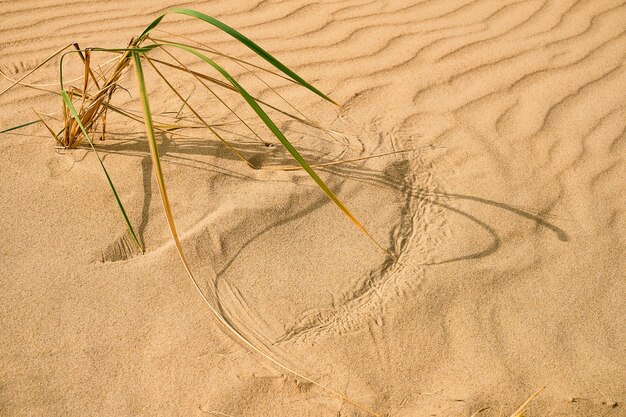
[267,112,570,345]
[92,90,569,348]
[92,96,449,343]
[267,104,449,343]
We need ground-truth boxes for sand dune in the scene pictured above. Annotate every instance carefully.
[1,1,624,416]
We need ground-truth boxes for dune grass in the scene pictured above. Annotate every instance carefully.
[0,8,389,416]
[0,9,554,417]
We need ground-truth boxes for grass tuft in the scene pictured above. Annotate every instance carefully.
[0,9,414,416]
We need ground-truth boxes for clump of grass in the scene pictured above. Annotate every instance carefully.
[0,8,391,416]
[1,10,553,417]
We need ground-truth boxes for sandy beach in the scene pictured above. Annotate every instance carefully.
[1,1,624,416]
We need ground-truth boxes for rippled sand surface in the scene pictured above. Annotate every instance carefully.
[1,1,624,416]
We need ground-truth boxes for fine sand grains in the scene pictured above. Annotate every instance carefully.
[0,1,624,416]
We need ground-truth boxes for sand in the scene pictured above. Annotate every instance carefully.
[0,1,624,416]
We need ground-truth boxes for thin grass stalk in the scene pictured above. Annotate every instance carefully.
[145,55,336,136]
[0,43,74,96]
[149,33,314,124]
[72,43,102,90]
[32,109,63,146]
[151,42,268,146]
[142,55,258,168]
[152,30,295,83]
[510,386,546,417]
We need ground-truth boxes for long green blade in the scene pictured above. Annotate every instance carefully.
[159,42,372,238]
[61,90,142,252]
[0,119,40,134]
[136,8,337,105]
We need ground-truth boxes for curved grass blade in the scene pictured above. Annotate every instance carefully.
[136,8,338,105]
[133,48,276,380]
[131,52,189,267]
[158,42,380,246]
[61,90,142,252]
[132,52,380,417]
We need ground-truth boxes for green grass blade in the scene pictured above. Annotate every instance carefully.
[159,42,375,241]
[1,119,40,134]
[136,15,165,43]
[61,90,142,252]
[131,52,188,261]
[136,8,337,105]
